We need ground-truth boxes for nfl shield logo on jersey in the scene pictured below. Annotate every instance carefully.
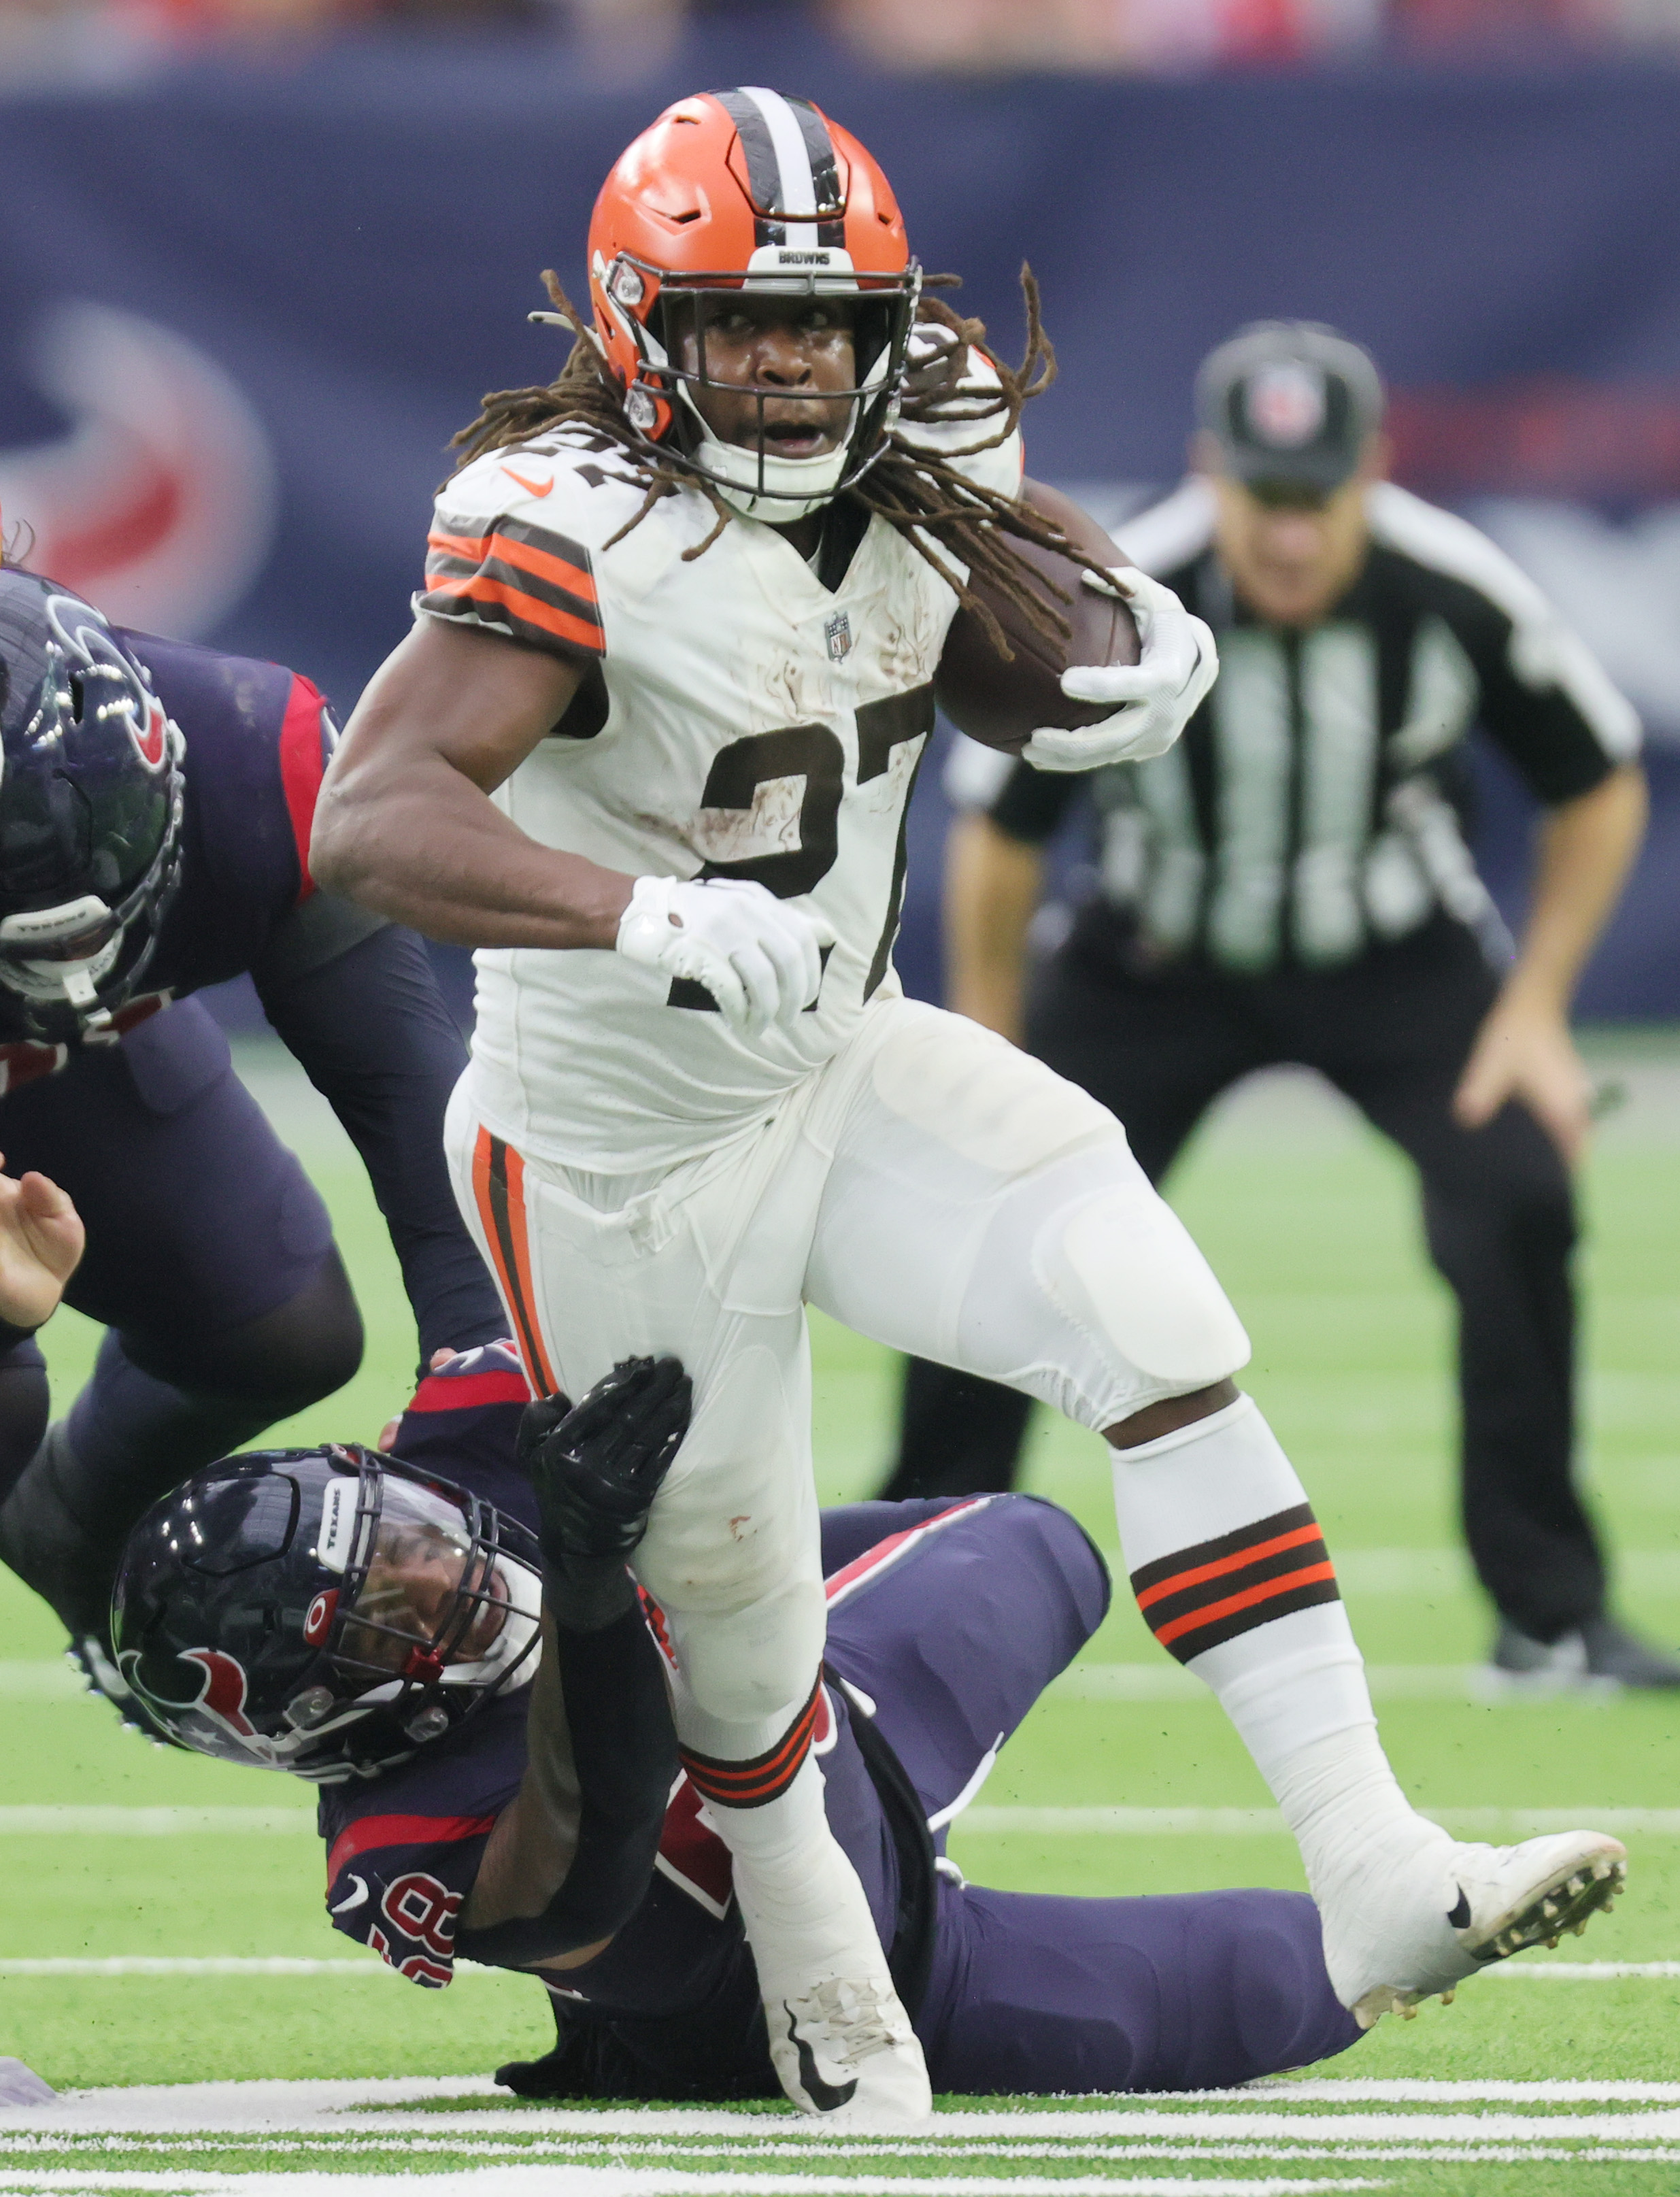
[824,611,852,663]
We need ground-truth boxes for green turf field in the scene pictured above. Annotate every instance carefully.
[2,1031,1677,2193]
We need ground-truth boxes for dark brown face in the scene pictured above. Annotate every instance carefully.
[343,1525,508,1674]
[675,293,858,458]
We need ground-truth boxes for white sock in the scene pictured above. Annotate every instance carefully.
[701,1756,901,2010]
[1111,1394,1437,1881]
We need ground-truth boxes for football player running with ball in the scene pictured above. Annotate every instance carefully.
[313,90,1626,2123]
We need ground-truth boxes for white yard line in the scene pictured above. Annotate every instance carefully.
[0,1961,506,1979]
[9,1802,1676,1840]
[6,2132,1678,2164]
[0,1664,81,1700]
[8,2101,1680,2144]
[13,1953,1670,1982]
[1052,1666,1492,1703]
[16,2074,1680,2126]
[0,2175,1387,2196]
[956,1805,1680,1836]
[0,1811,315,1837]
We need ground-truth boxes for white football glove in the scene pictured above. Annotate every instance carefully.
[1021,567,1219,773]
[616,875,834,1039]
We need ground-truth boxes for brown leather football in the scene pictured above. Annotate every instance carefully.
[933,480,1140,756]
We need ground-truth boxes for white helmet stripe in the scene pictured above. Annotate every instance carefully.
[737,86,819,218]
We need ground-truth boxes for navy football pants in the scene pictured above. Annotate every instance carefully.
[0,1001,360,1603]
[819,1497,1360,2093]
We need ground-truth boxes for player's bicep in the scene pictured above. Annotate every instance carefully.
[337,617,586,799]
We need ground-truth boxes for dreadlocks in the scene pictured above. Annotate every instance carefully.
[448,269,1113,663]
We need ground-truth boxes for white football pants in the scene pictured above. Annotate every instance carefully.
[445,995,1250,1757]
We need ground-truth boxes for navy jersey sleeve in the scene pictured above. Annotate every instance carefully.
[384,1341,539,1530]
[320,1696,526,1986]
[130,628,505,1364]
[253,921,507,1365]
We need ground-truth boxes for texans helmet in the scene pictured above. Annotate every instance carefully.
[0,567,186,1041]
[111,1447,543,1783]
[585,88,922,520]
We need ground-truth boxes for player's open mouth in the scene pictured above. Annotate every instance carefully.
[750,420,836,457]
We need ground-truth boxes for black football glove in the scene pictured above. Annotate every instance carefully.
[518,1356,691,1631]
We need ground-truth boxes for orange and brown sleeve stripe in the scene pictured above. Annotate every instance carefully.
[679,1676,824,1810]
[469,1127,559,1403]
[419,513,605,661]
[1128,1503,1339,1664]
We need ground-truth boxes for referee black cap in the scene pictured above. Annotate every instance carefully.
[1196,322,1384,494]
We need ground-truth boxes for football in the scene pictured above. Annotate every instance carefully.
[933,482,1141,755]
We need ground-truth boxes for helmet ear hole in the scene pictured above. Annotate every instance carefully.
[67,673,84,722]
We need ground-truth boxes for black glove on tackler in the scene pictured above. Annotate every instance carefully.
[519,1356,691,1634]
[457,1358,691,1966]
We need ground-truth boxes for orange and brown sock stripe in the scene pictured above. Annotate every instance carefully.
[679,1676,823,1811]
[470,1126,559,1401]
[1129,1503,1339,1664]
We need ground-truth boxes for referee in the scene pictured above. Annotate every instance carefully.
[886,320,1670,1692]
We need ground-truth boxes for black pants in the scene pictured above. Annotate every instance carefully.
[884,916,1602,1643]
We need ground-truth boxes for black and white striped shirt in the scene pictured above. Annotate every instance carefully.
[957,480,1640,975]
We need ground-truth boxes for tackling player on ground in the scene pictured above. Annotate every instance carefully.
[108,1341,1365,2106]
[311,88,1625,2121]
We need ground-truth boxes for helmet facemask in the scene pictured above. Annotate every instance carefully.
[114,1449,543,1783]
[597,252,922,522]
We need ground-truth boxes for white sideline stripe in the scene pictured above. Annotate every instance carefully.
[958,1805,1680,1836]
[0,2177,1385,2196]
[0,1810,315,1837]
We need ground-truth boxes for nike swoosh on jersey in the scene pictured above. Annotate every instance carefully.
[501,467,554,498]
[785,2005,857,2111]
[329,1874,370,1915]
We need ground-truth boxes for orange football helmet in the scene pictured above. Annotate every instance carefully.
[586,88,921,519]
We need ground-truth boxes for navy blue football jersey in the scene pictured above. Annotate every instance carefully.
[0,629,335,1078]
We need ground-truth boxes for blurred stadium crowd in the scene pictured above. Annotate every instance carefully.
[4,0,1680,67]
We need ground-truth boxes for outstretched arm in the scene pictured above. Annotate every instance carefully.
[456,1360,690,1971]
[1454,762,1646,1162]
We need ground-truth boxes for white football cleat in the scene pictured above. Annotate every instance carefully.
[770,1974,932,2130]
[1333,1827,1627,2030]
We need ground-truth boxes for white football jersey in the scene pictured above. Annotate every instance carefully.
[418,381,1022,1171]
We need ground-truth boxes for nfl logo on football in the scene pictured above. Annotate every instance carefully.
[824,611,852,663]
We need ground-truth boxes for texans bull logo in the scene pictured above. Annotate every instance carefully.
[0,301,276,641]
[119,1643,290,1766]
